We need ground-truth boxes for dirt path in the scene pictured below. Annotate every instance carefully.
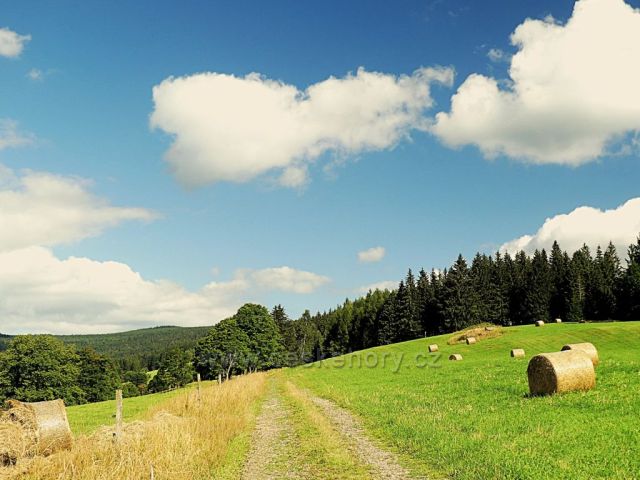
[242,376,421,480]
[309,395,414,480]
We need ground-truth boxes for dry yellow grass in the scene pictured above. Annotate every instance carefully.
[3,373,267,480]
[447,323,503,345]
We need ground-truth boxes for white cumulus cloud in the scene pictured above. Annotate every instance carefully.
[0,251,330,334]
[0,165,156,251]
[248,266,330,294]
[0,27,30,58]
[433,0,640,165]
[358,246,386,263]
[150,67,453,188]
[0,246,250,334]
[500,197,640,255]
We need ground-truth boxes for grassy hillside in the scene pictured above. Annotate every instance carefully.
[287,321,640,480]
[0,325,211,369]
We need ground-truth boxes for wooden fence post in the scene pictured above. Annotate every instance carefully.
[196,373,202,403]
[150,463,155,480]
[115,389,123,441]
[217,373,222,385]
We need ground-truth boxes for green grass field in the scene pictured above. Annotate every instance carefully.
[66,381,211,434]
[287,321,640,480]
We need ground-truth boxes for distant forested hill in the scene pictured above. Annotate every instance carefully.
[0,326,212,371]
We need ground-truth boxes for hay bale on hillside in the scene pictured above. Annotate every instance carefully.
[0,422,29,466]
[449,354,463,361]
[510,348,525,358]
[535,320,545,327]
[3,399,72,456]
[428,344,438,353]
[527,350,595,396]
[555,318,562,323]
[561,342,599,366]
[485,326,495,331]
[466,337,477,345]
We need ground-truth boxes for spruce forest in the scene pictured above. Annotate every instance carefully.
[276,238,640,365]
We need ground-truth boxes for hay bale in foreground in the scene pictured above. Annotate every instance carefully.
[510,348,525,358]
[449,354,463,361]
[555,318,562,323]
[428,344,438,353]
[527,350,595,396]
[535,320,545,327]
[466,337,477,345]
[561,342,599,366]
[0,422,29,466]
[3,399,72,456]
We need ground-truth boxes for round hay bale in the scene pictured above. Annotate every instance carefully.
[428,344,438,353]
[510,348,525,358]
[561,342,599,366]
[466,337,477,345]
[527,350,595,396]
[535,320,545,327]
[4,400,72,455]
[0,422,29,466]
[555,318,562,323]
[449,354,463,361]
[485,326,495,332]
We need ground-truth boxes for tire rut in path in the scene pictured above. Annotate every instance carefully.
[241,390,302,480]
[309,395,417,480]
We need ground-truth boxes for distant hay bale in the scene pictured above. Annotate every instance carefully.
[428,344,438,353]
[449,354,463,361]
[485,326,495,331]
[466,337,477,345]
[535,320,545,327]
[510,348,525,358]
[0,422,29,466]
[561,342,599,366]
[555,318,562,323]
[527,350,595,396]
[3,399,72,456]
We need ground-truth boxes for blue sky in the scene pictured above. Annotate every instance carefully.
[1,0,639,333]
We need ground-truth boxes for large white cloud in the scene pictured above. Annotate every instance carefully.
[150,67,453,188]
[432,0,640,164]
[0,248,331,334]
[0,165,155,251]
[500,197,640,256]
[0,247,247,334]
[357,246,386,263]
[0,27,30,58]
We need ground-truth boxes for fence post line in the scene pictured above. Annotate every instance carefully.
[115,389,123,441]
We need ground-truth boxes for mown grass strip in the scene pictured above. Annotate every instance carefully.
[279,377,374,480]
